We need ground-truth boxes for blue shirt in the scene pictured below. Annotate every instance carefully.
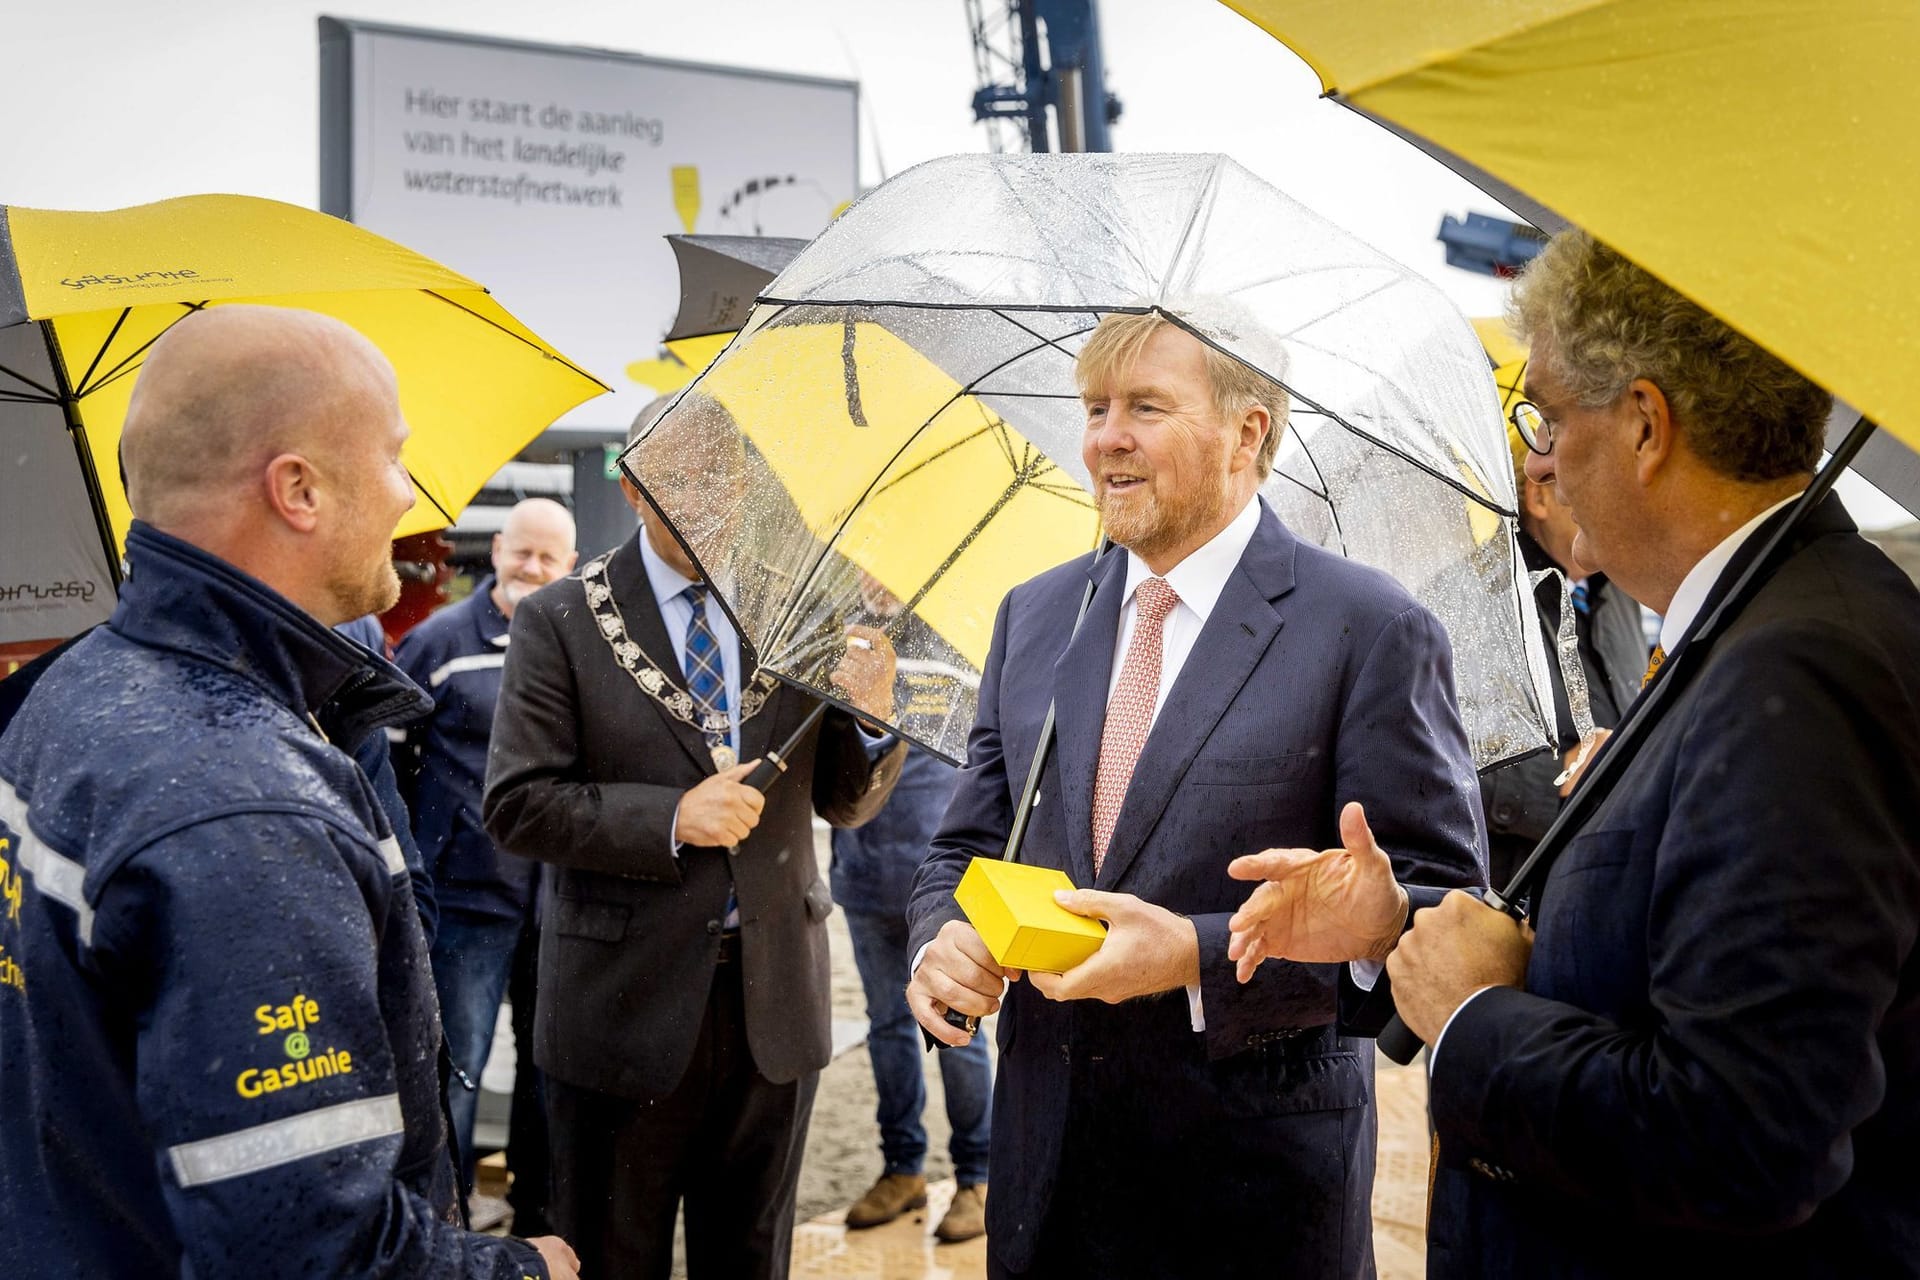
[638,529,743,756]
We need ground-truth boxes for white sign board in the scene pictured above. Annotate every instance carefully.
[320,19,858,437]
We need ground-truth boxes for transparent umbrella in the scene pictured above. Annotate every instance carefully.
[625,153,1556,769]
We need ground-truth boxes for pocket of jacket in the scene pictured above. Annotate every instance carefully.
[1554,827,1638,875]
[551,895,629,943]
[1184,751,1320,788]
[1215,1043,1368,1117]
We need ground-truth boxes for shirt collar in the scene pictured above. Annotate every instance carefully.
[1658,491,1804,651]
[637,525,700,610]
[1121,494,1262,622]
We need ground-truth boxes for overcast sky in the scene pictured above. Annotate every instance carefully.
[4,0,1903,525]
[0,0,1517,314]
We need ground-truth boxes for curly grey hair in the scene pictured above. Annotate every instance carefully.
[1509,231,1830,483]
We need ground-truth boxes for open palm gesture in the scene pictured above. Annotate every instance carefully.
[1225,802,1410,982]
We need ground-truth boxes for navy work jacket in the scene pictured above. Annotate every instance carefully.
[393,579,538,924]
[0,524,545,1279]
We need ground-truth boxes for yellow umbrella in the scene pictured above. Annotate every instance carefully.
[1,194,608,582]
[1223,0,1920,448]
[696,320,1098,672]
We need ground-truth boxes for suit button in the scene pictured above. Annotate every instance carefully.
[706,920,722,935]
[1494,804,1514,824]
[1059,1044,1070,1064]
[1468,1157,1516,1183]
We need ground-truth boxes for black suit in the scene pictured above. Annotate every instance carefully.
[909,504,1485,1278]
[1428,495,1920,1277]
[484,539,904,1278]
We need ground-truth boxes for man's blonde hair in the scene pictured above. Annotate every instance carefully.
[1075,311,1289,473]
[1509,231,1830,482]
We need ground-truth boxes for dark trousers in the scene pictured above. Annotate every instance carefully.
[505,916,551,1234]
[430,910,521,1193]
[845,908,992,1184]
[989,1026,1375,1280]
[545,953,819,1280]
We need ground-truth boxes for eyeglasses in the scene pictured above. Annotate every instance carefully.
[1510,399,1554,456]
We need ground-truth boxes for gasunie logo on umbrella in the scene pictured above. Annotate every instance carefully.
[59,268,201,290]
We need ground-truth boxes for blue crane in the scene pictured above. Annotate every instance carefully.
[966,0,1121,153]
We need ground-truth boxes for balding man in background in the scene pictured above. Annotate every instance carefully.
[0,305,578,1279]
[394,496,578,1230]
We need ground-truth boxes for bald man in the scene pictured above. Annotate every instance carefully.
[0,305,578,1279]
[394,497,577,1225]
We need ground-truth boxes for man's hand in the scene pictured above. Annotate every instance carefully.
[528,1235,581,1280]
[831,624,897,724]
[1027,890,1197,1004]
[674,761,765,847]
[1225,801,1411,982]
[1385,890,1532,1044]
[908,919,1017,1047]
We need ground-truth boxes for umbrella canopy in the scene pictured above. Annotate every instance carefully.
[0,193,607,653]
[627,153,1557,769]
[664,235,810,343]
[629,236,808,395]
[1222,0,1920,456]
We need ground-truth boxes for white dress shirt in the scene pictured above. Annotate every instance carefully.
[1429,489,1805,1072]
[1107,496,1263,1031]
[1107,494,1263,721]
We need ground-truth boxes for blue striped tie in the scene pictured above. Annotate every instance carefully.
[683,584,739,928]
[682,583,731,750]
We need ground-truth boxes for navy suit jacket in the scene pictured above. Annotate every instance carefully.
[1427,495,1920,1277]
[908,501,1485,1276]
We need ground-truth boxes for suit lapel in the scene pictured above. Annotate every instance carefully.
[1095,507,1297,891]
[605,541,715,775]
[1048,549,1127,887]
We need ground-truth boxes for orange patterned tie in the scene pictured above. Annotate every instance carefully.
[1641,644,1666,688]
[1091,578,1180,874]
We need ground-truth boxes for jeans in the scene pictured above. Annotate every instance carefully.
[430,911,522,1193]
[845,908,991,1185]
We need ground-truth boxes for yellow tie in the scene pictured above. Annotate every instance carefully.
[1641,645,1666,688]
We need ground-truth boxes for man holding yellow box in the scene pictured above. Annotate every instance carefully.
[906,312,1485,1279]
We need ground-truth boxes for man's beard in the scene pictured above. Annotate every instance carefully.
[330,558,402,622]
[1096,464,1231,563]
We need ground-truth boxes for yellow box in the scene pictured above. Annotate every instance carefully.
[954,857,1107,973]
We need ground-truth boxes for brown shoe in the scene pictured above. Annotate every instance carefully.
[935,1183,986,1242]
[845,1172,928,1229]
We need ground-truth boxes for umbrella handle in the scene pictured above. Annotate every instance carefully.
[1377,887,1512,1066]
[744,701,831,791]
[1378,1015,1425,1066]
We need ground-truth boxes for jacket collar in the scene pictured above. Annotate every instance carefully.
[470,575,511,642]
[112,522,430,740]
[1669,491,1854,657]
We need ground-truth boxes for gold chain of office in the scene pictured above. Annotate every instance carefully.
[578,551,778,736]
